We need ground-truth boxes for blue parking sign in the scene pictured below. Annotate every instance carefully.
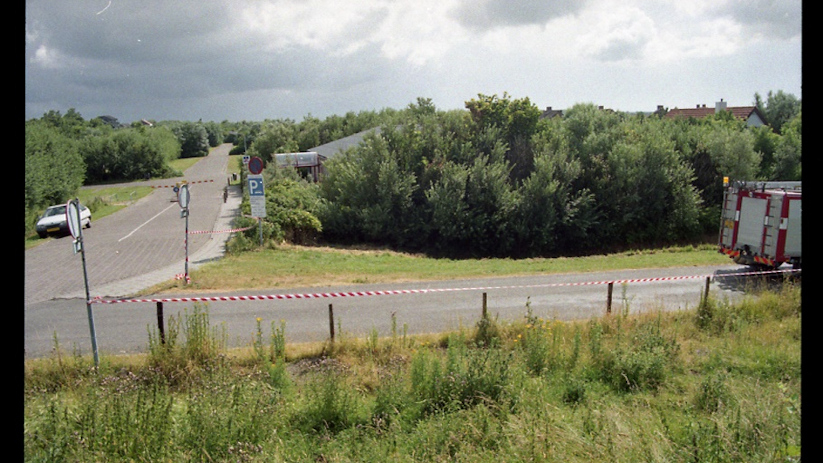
[247,174,266,217]
[248,175,265,196]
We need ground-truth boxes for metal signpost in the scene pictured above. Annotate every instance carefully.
[68,198,99,368]
[247,157,266,246]
[178,183,191,283]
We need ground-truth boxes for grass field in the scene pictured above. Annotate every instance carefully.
[24,280,801,462]
[148,241,732,294]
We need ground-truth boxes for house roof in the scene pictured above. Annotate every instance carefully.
[539,106,564,119]
[665,105,767,125]
[308,127,382,159]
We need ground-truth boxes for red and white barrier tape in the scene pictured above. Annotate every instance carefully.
[188,226,254,235]
[152,179,215,188]
[88,268,799,305]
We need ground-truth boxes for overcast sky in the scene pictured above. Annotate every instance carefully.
[25,0,802,124]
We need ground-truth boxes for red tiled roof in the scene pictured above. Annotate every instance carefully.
[665,106,764,122]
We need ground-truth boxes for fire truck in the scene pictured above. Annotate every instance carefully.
[718,178,801,269]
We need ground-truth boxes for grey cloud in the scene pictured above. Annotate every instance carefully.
[590,38,645,62]
[26,1,235,64]
[716,0,801,39]
[449,0,587,30]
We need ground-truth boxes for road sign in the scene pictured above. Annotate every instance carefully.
[248,174,265,196]
[248,156,264,175]
[248,174,266,217]
[67,199,82,239]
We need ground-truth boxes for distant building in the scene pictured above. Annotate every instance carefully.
[539,106,564,119]
[309,127,382,160]
[663,99,767,127]
[273,152,326,182]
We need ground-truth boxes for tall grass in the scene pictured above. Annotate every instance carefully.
[24,282,801,462]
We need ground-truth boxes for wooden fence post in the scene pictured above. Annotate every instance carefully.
[606,282,614,315]
[482,292,488,319]
[328,304,335,343]
[156,301,165,345]
[703,276,711,304]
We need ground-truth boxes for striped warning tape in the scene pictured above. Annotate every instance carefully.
[88,268,799,305]
[152,179,215,188]
[188,226,254,235]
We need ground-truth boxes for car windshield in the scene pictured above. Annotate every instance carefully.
[44,206,66,217]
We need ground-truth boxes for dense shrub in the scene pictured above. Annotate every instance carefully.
[313,98,782,257]
[81,127,179,183]
[25,121,85,210]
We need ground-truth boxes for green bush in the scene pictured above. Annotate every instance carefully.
[298,366,366,434]
[147,304,227,385]
[410,339,513,416]
[593,320,680,392]
[226,216,283,253]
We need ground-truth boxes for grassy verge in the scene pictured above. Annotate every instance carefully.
[145,241,731,294]
[24,281,801,462]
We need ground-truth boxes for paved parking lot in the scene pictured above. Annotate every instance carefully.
[25,144,238,305]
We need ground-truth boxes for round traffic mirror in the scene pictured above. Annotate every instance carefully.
[67,200,82,239]
[178,184,190,209]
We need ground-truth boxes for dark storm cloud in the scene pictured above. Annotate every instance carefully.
[25,0,392,121]
[26,1,234,63]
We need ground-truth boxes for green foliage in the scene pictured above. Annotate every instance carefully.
[771,112,802,180]
[246,120,299,162]
[26,91,800,257]
[591,317,681,392]
[165,121,210,158]
[316,99,723,257]
[426,155,520,256]
[201,121,223,147]
[24,120,86,211]
[703,123,761,182]
[226,216,283,253]
[297,362,367,434]
[81,127,179,183]
[263,167,323,244]
[146,304,227,385]
[755,89,802,134]
[409,338,513,417]
[318,132,417,246]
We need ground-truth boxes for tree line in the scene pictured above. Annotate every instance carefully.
[24,111,220,234]
[25,91,800,259]
[263,93,800,257]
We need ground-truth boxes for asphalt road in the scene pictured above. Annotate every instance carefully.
[24,143,758,359]
[25,264,754,359]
